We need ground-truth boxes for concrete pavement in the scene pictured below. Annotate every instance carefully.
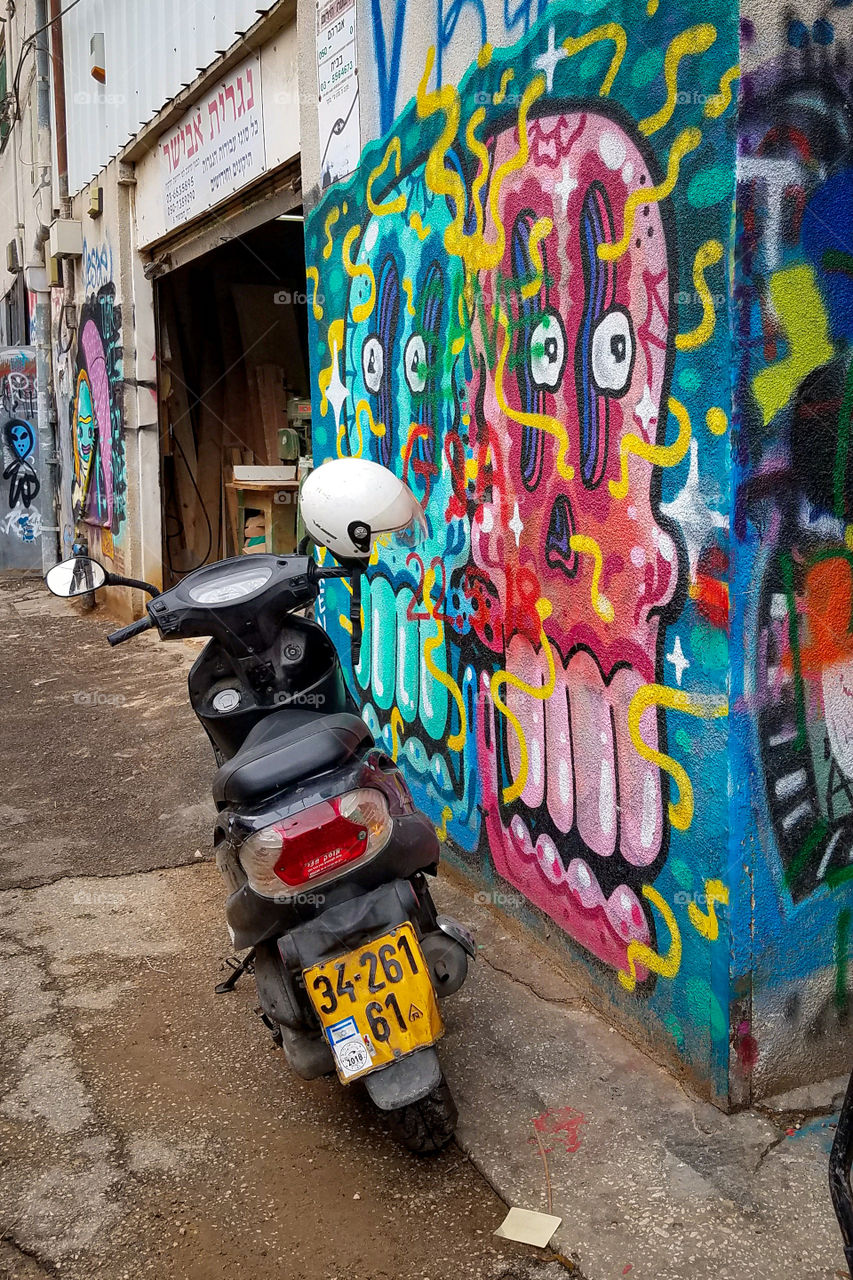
[1,573,849,1279]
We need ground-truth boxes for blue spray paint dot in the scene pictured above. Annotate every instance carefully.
[787,18,809,46]
[677,366,702,393]
[813,17,835,42]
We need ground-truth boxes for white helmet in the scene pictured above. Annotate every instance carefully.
[300,457,427,560]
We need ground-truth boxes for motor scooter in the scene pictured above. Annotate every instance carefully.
[45,539,475,1152]
[831,1072,853,1272]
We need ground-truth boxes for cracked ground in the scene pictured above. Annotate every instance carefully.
[0,574,554,1280]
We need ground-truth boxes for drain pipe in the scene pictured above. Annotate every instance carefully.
[30,0,60,571]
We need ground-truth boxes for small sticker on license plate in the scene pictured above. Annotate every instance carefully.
[326,1016,373,1078]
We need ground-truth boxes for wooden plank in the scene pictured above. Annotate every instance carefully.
[253,364,288,466]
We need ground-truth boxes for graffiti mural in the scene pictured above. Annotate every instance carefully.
[731,8,853,1089]
[72,281,126,537]
[308,1,737,1089]
[0,349,42,550]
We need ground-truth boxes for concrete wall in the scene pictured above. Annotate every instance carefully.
[0,1,52,569]
[300,0,739,1100]
[730,0,853,1099]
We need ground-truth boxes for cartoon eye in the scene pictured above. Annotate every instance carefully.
[362,336,384,394]
[530,312,566,390]
[590,309,634,395]
[404,334,427,394]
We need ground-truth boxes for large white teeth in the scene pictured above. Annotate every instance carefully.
[502,638,662,871]
[358,573,450,741]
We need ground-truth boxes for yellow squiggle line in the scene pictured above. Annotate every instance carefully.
[705,63,739,118]
[477,76,544,270]
[619,885,682,992]
[495,309,575,480]
[687,878,729,941]
[627,685,728,831]
[609,395,691,499]
[675,239,723,351]
[563,23,627,97]
[319,319,344,416]
[569,535,614,622]
[477,43,493,69]
[417,48,545,273]
[520,217,553,299]
[494,68,515,103]
[357,398,384,438]
[436,806,453,840]
[305,266,324,320]
[342,225,376,323]
[423,568,467,752]
[639,25,717,136]
[336,411,362,458]
[339,614,353,635]
[490,599,555,804]
[466,108,489,243]
[706,406,728,436]
[409,211,431,241]
[366,136,406,216]
[598,128,701,262]
[322,206,340,260]
[451,292,468,355]
[417,49,466,238]
[402,277,416,317]
[390,707,404,762]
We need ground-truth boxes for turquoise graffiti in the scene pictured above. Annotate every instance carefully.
[307,1,737,1089]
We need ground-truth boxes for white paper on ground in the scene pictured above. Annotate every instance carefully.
[493,1207,563,1247]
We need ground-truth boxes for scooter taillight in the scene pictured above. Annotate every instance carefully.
[238,788,392,899]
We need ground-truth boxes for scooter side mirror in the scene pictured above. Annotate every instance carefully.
[45,555,107,598]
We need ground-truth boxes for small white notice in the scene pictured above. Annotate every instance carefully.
[316,0,360,187]
[326,1015,372,1078]
[160,54,266,231]
[494,1207,563,1248]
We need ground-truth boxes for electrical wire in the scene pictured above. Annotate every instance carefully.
[9,0,85,123]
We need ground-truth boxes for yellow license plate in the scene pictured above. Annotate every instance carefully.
[303,923,443,1082]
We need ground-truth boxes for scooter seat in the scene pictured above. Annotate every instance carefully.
[212,709,373,807]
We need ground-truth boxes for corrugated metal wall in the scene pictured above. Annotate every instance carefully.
[62,0,277,194]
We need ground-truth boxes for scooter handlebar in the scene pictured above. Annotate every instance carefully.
[107,616,154,646]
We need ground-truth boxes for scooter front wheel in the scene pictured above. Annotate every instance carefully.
[385,1073,458,1154]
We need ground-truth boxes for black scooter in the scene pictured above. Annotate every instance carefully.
[831,1072,853,1272]
[46,550,475,1152]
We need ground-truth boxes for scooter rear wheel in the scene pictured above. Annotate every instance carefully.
[385,1073,458,1154]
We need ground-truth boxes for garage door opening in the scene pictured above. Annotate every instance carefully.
[156,214,312,588]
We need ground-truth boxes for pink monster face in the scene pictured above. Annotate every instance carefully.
[469,111,682,973]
